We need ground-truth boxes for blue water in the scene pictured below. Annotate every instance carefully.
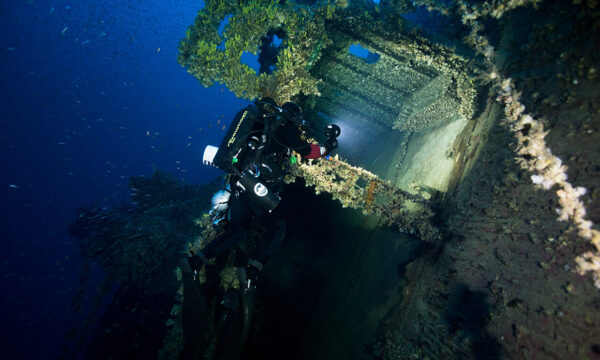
[0,0,447,357]
[0,1,250,358]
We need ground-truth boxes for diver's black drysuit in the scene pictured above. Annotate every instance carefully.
[201,99,332,267]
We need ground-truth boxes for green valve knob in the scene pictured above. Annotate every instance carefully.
[232,157,238,164]
[290,156,297,164]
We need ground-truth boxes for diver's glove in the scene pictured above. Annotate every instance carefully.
[324,137,338,155]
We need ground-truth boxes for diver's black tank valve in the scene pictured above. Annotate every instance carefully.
[235,170,281,212]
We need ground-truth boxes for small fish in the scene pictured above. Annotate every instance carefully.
[217,119,221,125]
[222,125,226,131]
[61,27,68,36]
[9,184,19,189]
[156,47,161,53]
[81,40,90,45]
[49,6,55,15]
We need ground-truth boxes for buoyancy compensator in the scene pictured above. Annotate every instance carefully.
[211,106,261,171]
[202,101,282,212]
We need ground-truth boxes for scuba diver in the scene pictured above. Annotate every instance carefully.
[189,97,340,285]
[179,98,339,359]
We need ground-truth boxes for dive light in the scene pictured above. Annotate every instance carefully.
[325,124,341,139]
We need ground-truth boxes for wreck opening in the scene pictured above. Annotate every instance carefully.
[348,44,380,64]
[259,30,286,74]
[303,10,485,200]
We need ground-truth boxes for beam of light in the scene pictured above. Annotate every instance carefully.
[318,114,376,167]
